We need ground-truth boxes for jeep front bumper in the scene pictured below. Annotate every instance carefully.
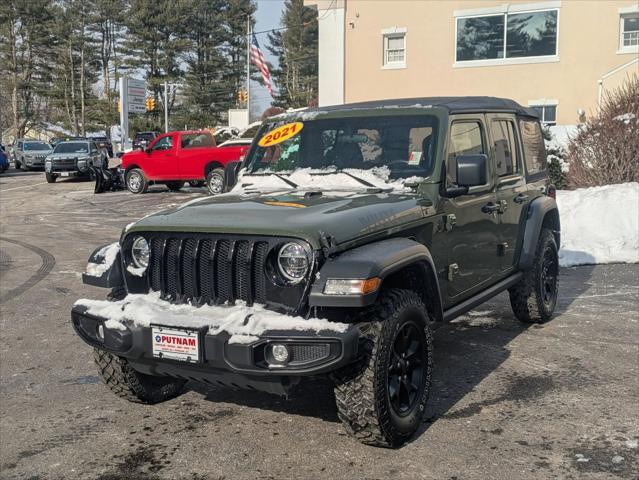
[71,302,360,395]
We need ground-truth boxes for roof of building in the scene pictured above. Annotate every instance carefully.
[304,96,540,118]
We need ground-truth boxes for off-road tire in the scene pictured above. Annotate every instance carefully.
[45,172,57,183]
[166,181,185,192]
[126,168,148,194]
[332,289,433,448]
[509,228,559,323]
[206,168,225,195]
[93,348,186,404]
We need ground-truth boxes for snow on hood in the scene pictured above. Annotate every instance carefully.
[75,292,349,344]
[231,167,423,195]
[85,242,120,277]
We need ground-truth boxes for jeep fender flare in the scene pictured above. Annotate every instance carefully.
[517,195,561,270]
[309,238,444,322]
[82,243,124,289]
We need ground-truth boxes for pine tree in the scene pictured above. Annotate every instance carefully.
[0,0,57,138]
[266,0,317,108]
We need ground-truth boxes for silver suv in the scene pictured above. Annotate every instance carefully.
[45,140,107,183]
[14,140,53,171]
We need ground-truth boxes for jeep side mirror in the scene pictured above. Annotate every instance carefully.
[456,154,487,187]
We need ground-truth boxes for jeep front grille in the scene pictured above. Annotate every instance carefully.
[147,235,271,305]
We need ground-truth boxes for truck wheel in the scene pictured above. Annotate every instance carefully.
[166,181,185,192]
[332,289,433,447]
[45,172,57,183]
[14,160,21,170]
[509,228,559,323]
[206,168,225,195]
[126,168,148,194]
[94,348,186,404]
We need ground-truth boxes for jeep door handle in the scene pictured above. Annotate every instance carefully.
[513,193,529,204]
[481,202,500,214]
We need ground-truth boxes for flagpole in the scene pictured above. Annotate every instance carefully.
[246,16,251,123]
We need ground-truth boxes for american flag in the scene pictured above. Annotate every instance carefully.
[250,33,273,96]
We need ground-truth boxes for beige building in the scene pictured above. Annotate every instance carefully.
[305,0,639,125]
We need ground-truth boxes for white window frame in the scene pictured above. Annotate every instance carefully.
[382,27,407,70]
[528,99,558,126]
[453,1,561,68]
[618,5,639,54]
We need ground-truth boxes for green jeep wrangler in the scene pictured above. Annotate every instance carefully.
[72,97,560,447]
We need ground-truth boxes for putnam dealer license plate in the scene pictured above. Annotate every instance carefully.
[151,326,200,363]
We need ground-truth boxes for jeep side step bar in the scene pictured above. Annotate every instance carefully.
[443,272,523,322]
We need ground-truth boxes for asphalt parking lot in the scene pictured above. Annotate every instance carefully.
[0,167,637,480]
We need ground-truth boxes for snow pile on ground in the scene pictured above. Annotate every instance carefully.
[557,182,639,267]
[85,242,120,277]
[75,292,349,344]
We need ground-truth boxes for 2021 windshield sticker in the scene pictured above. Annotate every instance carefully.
[258,122,304,148]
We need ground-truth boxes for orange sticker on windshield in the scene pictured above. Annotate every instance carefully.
[258,122,303,147]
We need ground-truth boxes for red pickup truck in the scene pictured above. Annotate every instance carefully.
[121,130,250,194]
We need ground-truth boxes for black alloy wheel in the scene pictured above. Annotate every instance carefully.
[387,321,425,416]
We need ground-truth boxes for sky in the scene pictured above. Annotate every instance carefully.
[251,0,286,115]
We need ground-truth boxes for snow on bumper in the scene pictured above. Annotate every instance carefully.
[71,293,360,375]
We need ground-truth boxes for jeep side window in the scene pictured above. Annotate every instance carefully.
[446,121,484,185]
[519,119,546,176]
[491,120,519,176]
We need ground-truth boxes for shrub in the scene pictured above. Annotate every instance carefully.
[543,125,569,189]
[566,74,639,188]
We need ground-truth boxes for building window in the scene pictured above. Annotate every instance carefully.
[456,8,558,63]
[620,13,639,49]
[530,104,557,126]
[383,33,406,67]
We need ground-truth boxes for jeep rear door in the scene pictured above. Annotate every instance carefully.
[487,114,530,272]
[441,115,500,301]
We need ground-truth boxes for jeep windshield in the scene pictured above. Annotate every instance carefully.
[243,114,439,191]
[53,142,89,154]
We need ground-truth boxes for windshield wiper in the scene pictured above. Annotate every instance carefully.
[336,170,376,188]
[273,173,298,188]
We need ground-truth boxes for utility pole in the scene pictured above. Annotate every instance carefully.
[246,16,251,122]
[164,80,169,133]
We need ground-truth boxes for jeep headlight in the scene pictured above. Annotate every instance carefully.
[130,236,150,270]
[277,242,310,283]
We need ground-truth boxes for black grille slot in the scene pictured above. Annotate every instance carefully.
[252,242,269,304]
[144,234,287,307]
[289,344,331,364]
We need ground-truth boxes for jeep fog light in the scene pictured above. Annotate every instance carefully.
[270,344,289,363]
[324,277,381,295]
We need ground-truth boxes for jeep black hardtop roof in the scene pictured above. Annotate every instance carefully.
[300,96,539,118]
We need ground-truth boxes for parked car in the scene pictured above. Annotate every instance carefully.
[88,135,113,157]
[121,130,249,195]
[71,97,560,447]
[132,131,158,150]
[0,145,8,173]
[14,140,53,170]
[45,140,107,183]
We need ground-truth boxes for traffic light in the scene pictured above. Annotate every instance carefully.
[237,90,248,103]
[145,97,156,111]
